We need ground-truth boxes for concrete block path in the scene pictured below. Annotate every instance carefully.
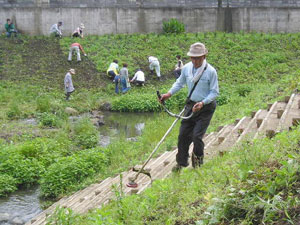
[26,93,300,225]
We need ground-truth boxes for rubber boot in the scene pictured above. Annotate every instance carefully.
[192,153,203,168]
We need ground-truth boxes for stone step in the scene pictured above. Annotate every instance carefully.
[135,150,178,194]
[254,101,287,139]
[95,151,174,202]
[236,109,268,143]
[203,125,229,154]
[63,178,112,211]
[277,93,300,132]
[217,116,252,151]
[205,124,235,157]
[75,174,126,213]
[203,131,216,144]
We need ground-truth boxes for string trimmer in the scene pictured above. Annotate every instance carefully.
[126,91,193,188]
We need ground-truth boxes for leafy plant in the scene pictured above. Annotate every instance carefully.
[0,154,44,186]
[163,18,185,34]
[0,174,18,197]
[38,112,60,127]
[6,102,21,119]
[36,95,52,113]
[47,206,80,225]
[236,84,252,97]
[40,147,110,198]
[73,117,99,149]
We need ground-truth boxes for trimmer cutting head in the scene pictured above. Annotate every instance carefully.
[126,181,138,188]
[126,176,138,188]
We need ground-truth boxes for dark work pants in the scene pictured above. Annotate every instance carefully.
[108,71,117,80]
[176,101,216,167]
[65,90,74,100]
[174,69,181,79]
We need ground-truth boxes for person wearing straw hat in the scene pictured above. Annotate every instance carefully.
[72,23,85,38]
[64,69,76,100]
[159,42,219,171]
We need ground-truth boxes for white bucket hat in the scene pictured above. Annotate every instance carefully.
[187,42,208,57]
[69,68,75,74]
[80,23,85,29]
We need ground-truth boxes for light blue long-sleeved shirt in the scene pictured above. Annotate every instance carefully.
[169,62,219,105]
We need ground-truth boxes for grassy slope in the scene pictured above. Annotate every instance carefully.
[0,32,300,211]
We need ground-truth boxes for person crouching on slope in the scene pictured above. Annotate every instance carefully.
[107,59,119,81]
[50,21,62,38]
[72,23,85,38]
[68,43,87,62]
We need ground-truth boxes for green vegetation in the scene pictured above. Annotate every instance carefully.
[49,126,300,224]
[0,32,299,212]
[162,18,185,34]
[40,147,110,198]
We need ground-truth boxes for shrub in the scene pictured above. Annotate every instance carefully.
[73,117,99,149]
[162,19,185,34]
[40,147,110,198]
[36,95,51,113]
[6,102,21,119]
[216,92,230,106]
[236,84,252,97]
[16,138,72,166]
[0,154,44,186]
[0,174,18,197]
[38,112,60,127]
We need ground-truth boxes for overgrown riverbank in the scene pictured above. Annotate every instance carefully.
[0,32,299,205]
[50,126,300,224]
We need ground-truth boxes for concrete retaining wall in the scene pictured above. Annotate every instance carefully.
[1,0,300,35]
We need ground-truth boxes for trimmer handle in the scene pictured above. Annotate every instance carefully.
[156,90,165,105]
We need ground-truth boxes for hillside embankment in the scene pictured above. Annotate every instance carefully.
[0,37,104,89]
[0,33,300,224]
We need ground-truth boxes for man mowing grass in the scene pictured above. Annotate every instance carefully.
[159,42,219,171]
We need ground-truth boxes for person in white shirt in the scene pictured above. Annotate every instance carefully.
[72,23,85,38]
[50,21,62,37]
[148,56,161,79]
[130,69,145,86]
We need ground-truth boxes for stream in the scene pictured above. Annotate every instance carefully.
[0,112,154,225]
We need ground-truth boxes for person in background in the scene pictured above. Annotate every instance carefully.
[148,56,161,80]
[68,42,87,62]
[50,21,62,37]
[114,73,121,94]
[5,19,18,38]
[159,42,219,171]
[107,59,119,81]
[130,69,145,86]
[174,55,184,79]
[72,23,85,38]
[119,63,131,93]
[64,69,76,100]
